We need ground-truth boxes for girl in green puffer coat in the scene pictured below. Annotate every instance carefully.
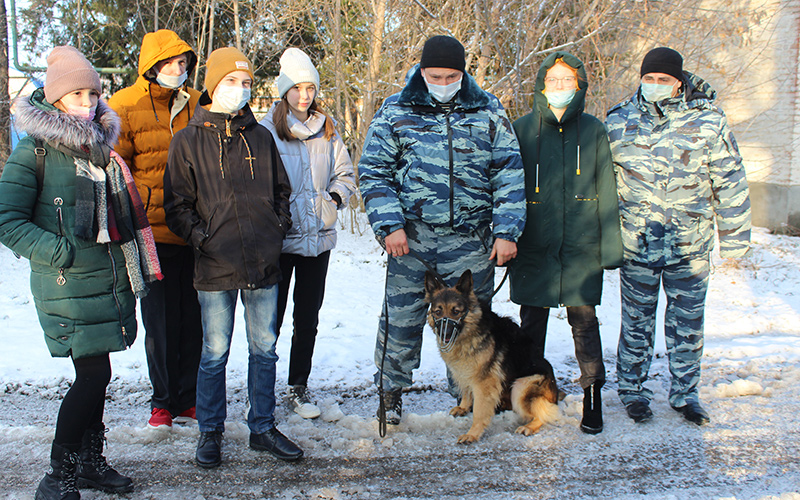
[0,46,160,499]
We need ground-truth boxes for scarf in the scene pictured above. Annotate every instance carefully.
[73,145,162,297]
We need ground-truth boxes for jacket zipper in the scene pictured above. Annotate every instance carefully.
[446,111,454,228]
[106,245,129,346]
[55,198,66,286]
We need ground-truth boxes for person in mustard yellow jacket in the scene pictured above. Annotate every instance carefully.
[109,29,203,429]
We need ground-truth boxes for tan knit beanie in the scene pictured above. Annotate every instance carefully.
[204,47,255,96]
[276,48,320,98]
[44,46,102,104]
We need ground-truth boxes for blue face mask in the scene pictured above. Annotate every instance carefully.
[544,89,576,109]
[641,82,676,103]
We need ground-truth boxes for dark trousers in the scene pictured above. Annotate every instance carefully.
[519,304,605,389]
[140,243,203,415]
[276,251,331,387]
[54,354,111,446]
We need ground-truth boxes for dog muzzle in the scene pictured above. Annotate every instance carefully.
[433,316,464,353]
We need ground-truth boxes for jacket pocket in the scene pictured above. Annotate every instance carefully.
[317,193,338,231]
[38,312,76,353]
[670,215,713,256]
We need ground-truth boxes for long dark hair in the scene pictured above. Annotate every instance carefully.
[273,98,336,142]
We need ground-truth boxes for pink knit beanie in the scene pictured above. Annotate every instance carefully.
[44,46,102,104]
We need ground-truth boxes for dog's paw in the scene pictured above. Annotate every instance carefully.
[449,406,469,417]
[456,433,478,444]
[515,424,542,436]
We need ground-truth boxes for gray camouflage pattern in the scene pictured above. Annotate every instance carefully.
[617,257,709,407]
[358,68,526,242]
[605,72,751,266]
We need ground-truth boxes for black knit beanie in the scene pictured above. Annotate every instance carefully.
[420,36,466,72]
[640,47,683,81]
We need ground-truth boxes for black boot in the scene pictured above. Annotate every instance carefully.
[76,425,134,493]
[35,442,81,500]
[580,383,603,434]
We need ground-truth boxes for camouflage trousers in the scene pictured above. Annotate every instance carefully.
[374,220,495,391]
[617,256,710,408]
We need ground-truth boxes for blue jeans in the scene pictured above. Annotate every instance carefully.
[196,286,279,434]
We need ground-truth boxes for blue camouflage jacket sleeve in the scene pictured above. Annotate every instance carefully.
[709,111,751,258]
[357,101,406,238]
[488,103,526,242]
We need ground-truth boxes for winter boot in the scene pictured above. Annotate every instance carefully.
[35,442,81,500]
[580,383,603,434]
[76,425,134,493]
[377,389,403,425]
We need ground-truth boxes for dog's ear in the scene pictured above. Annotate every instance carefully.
[425,270,443,300]
[455,270,474,296]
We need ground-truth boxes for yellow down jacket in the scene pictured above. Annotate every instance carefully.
[109,29,201,245]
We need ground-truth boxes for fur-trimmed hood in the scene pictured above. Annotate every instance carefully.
[397,66,491,111]
[14,87,121,149]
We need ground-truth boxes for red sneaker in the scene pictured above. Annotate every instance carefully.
[173,406,197,424]
[147,407,173,428]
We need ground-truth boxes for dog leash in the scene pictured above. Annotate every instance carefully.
[407,247,508,299]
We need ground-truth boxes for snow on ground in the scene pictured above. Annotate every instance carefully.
[1,212,800,499]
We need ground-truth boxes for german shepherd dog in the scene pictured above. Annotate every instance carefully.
[425,270,559,444]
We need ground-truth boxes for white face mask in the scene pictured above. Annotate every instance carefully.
[156,71,187,89]
[425,77,462,103]
[544,89,576,109]
[641,82,677,103]
[66,104,96,121]
[212,85,251,114]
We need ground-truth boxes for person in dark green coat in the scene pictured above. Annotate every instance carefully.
[509,51,623,435]
[0,46,161,499]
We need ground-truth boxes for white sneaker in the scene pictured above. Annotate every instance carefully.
[288,386,321,419]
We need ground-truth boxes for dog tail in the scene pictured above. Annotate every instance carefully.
[511,374,560,425]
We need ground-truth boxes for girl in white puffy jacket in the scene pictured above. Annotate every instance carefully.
[260,48,357,419]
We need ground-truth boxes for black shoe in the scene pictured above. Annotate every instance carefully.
[76,425,133,493]
[249,428,304,462]
[196,431,223,468]
[672,401,710,426]
[580,383,603,434]
[625,401,653,423]
[377,389,402,425]
[35,442,81,500]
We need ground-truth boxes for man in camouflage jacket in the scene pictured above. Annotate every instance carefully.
[606,47,751,426]
[359,36,525,423]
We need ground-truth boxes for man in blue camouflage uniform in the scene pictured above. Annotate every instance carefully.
[606,47,751,426]
[359,36,526,424]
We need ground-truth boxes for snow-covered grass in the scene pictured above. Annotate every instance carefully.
[2,214,800,499]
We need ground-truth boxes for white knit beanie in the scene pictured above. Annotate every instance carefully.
[275,48,320,98]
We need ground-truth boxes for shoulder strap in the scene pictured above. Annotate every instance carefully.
[33,138,46,197]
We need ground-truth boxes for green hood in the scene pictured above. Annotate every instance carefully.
[533,51,587,124]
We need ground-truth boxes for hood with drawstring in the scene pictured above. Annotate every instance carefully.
[108,29,201,245]
[509,51,623,308]
[162,99,293,291]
